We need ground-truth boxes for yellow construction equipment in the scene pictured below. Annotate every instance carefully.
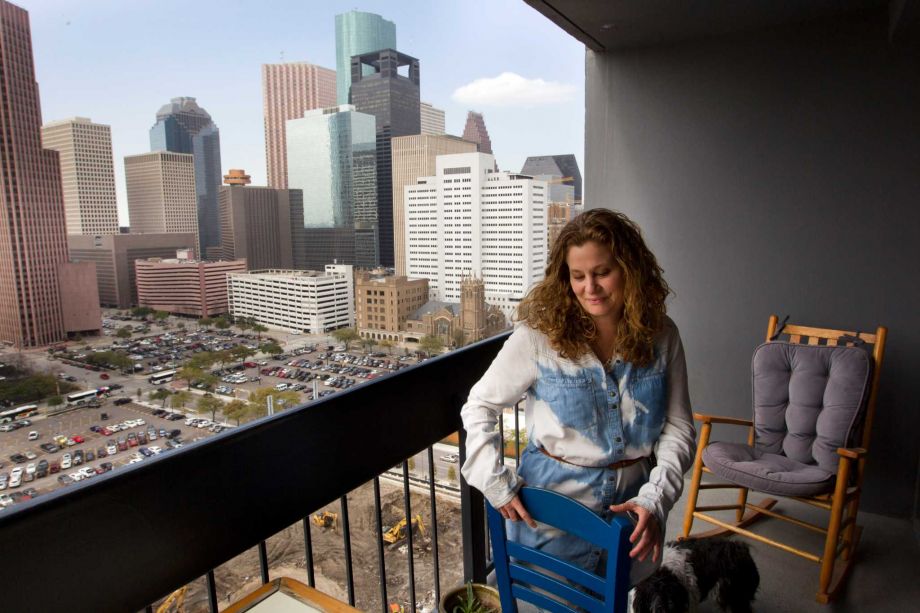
[312,511,338,531]
[155,586,188,613]
[382,514,427,544]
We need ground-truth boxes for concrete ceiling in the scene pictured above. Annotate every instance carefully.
[523,0,919,51]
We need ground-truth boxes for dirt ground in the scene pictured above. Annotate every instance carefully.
[170,478,464,613]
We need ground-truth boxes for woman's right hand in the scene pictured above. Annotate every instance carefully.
[499,494,537,528]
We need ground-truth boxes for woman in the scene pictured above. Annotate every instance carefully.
[460,209,695,581]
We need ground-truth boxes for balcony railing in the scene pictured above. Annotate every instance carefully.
[0,332,510,613]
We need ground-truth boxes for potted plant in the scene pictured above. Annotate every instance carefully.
[439,581,501,613]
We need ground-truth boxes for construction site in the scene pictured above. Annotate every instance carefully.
[159,478,464,613]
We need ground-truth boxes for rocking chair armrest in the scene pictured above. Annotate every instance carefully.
[836,447,867,460]
[692,412,754,427]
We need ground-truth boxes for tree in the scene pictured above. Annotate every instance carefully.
[379,339,394,355]
[246,386,300,419]
[331,328,360,350]
[136,388,142,399]
[223,399,248,426]
[419,334,443,357]
[177,322,186,330]
[196,395,224,422]
[149,388,171,407]
[178,365,203,390]
[259,341,283,356]
[47,395,63,408]
[116,326,132,339]
[214,316,231,330]
[447,465,457,483]
[187,351,218,371]
[171,390,192,411]
[234,316,253,335]
[198,316,213,330]
[251,322,268,341]
[230,344,256,364]
[452,328,466,349]
[131,306,153,318]
[361,338,376,354]
[153,310,170,323]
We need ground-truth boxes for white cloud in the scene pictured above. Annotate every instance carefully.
[451,72,576,108]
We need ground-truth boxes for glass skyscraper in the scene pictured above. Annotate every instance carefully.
[335,10,396,105]
[286,105,376,231]
[149,97,223,257]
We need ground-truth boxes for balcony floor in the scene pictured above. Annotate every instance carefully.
[666,479,918,612]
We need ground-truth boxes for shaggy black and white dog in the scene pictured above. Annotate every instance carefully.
[630,538,759,612]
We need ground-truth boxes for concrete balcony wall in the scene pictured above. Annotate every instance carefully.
[585,12,920,518]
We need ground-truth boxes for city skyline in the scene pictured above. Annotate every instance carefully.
[21,0,584,227]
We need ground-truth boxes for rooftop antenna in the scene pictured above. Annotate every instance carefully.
[280,50,285,62]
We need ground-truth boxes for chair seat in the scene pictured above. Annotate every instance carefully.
[703,442,835,497]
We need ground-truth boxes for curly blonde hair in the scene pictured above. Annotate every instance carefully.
[517,209,671,366]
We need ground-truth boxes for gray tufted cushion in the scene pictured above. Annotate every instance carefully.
[704,342,871,496]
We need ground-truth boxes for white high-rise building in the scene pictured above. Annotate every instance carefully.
[227,265,354,334]
[404,152,547,318]
[419,101,445,135]
[41,117,119,235]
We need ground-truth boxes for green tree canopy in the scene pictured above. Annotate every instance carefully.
[251,322,268,340]
[222,399,249,426]
[178,365,203,390]
[379,339,394,355]
[214,316,231,330]
[196,394,224,421]
[149,388,171,407]
[246,386,300,420]
[131,306,153,318]
[116,326,132,339]
[331,328,360,350]
[419,334,443,356]
[259,341,283,356]
[230,344,256,363]
[47,395,63,407]
[171,390,192,410]
[198,316,213,329]
[153,310,170,322]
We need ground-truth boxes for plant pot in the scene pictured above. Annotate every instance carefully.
[439,583,501,613]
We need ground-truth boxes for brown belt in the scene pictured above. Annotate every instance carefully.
[539,447,647,470]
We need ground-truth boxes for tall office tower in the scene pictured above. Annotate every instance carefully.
[149,97,222,256]
[217,171,299,270]
[462,111,494,155]
[335,10,396,105]
[124,152,199,256]
[351,49,421,268]
[420,102,445,135]
[521,154,583,203]
[404,152,548,318]
[391,134,478,275]
[41,117,119,235]
[286,105,377,267]
[0,1,69,347]
[262,62,336,188]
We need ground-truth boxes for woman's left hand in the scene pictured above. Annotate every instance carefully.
[608,501,661,562]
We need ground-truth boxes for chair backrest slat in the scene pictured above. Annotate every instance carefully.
[487,487,631,613]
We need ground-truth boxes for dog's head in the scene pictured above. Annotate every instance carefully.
[630,568,690,613]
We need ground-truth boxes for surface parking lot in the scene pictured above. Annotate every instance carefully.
[0,400,222,509]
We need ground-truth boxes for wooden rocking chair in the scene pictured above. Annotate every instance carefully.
[680,315,886,603]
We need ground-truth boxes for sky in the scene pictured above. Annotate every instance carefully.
[21,0,585,226]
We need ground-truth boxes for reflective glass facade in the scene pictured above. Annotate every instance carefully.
[335,10,396,105]
[286,105,376,231]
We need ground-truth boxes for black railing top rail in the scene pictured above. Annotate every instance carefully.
[0,333,509,613]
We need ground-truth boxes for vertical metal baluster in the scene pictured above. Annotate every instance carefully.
[514,400,521,463]
[427,446,441,607]
[340,495,356,607]
[402,460,417,613]
[373,477,389,613]
[258,541,269,584]
[206,570,218,613]
[498,412,505,466]
[302,517,316,587]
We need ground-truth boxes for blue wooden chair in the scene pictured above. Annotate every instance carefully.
[486,487,632,613]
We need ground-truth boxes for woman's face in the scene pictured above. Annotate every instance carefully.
[566,240,624,324]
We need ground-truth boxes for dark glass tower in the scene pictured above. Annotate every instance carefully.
[150,97,223,257]
[349,49,420,268]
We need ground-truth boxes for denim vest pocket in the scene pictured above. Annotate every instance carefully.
[535,373,598,431]
[627,371,667,433]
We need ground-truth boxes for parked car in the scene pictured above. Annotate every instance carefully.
[126,433,138,447]
[113,398,131,406]
[440,454,459,464]
[73,450,84,465]
[85,450,95,462]
[23,450,37,460]
[99,373,109,380]
[167,429,182,439]
[27,431,39,441]
[39,443,59,453]
[116,438,127,452]
[96,446,107,458]
[57,474,73,485]
[49,461,60,474]
[106,441,117,455]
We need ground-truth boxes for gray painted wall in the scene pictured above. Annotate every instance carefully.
[585,14,919,517]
